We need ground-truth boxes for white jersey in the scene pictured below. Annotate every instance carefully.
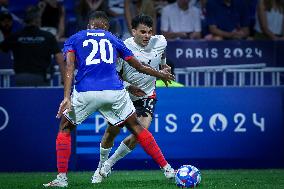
[117,35,167,101]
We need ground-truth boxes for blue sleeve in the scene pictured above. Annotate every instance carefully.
[62,34,76,58]
[111,35,133,60]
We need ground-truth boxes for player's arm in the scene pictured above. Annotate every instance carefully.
[126,56,174,82]
[56,51,75,118]
[158,52,172,87]
[117,58,146,97]
[116,36,174,82]
[160,52,171,72]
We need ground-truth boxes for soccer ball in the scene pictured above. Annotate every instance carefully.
[175,165,201,188]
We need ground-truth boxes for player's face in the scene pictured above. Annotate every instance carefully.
[132,24,153,47]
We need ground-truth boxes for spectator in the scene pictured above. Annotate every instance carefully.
[254,0,284,40]
[154,0,168,16]
[206,0,250,40]
[75,0,105,31]
[125,0,157,36]
[0,0,23,24]
[0,11,22,42]
[0,6,65,87]
[38,0,65,41]
[106,0,124,17]
[247,0,258,37]
[105,0,127,37]
[0,11,12,42]
[161,0,201,40]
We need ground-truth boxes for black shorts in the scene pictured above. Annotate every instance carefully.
[133,98,157,118]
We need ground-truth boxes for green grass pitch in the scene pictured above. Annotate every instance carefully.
[0,169,283,189]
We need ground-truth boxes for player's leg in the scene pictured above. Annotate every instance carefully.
[100,114,175,178]
[106,114,152,168]
[43,117,76,187]
[91,125,120,184]
[105,98,174,179]
[124,114,174,177]
[92,117,146,184]
[45,90,99,187]
[99,89,174,178]
[99,124,121,167]
[104,99,155,168]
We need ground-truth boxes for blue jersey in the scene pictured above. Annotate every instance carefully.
[63,29,134,92]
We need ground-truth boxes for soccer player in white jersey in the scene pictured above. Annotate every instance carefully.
[91,14,175,184]
[43,11,175,187]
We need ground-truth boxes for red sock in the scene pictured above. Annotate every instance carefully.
[56,132,71,173]
[136,128,167,168]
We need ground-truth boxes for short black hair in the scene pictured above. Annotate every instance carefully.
[88,11,109,22]
[24,6,41,24]
[0,11,12,21]
[131,14,153,29]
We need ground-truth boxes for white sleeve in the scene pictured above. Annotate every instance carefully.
[155,35,167,50]
[160,57,166,65]
[153,35,167,58]
[193,7,201,32]
[116,58,124,72]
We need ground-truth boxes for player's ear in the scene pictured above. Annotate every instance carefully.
[132,29,136,36]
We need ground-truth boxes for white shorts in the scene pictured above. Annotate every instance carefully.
[64,89,135,126]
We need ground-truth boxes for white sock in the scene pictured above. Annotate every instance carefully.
[107,141,132,167]
[98,143,112,169]
[58,173,67,178]
[162,163,172,171]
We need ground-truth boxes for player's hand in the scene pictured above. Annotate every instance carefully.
[56,98,71,119]
[162,64,171,73]
[159,69,175,87]
[127,85,146,97]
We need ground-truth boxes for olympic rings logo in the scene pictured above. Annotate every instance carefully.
[0,106,9,131]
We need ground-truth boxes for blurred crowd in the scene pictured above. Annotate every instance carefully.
[0,0,284,42]
[0,0,283,87]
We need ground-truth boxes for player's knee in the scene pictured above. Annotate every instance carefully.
[102,132,115,144]
[125,115,144,135]
[59,116,76,133]
[128,136,138,149]
[102,127,119,145]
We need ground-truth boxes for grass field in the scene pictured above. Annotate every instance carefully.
[0,169,283,189]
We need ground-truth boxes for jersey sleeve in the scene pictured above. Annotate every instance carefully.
[153,35,167,51]
[147,35,167,64]
[116,58,124,72]
[112,35,133,61]
[62,34,77,59]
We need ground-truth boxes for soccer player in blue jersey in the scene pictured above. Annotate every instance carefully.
[43,11,175,187]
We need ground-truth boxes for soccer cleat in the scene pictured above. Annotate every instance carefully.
[91,168,103,183]
[43,174,68,187]
[163,166,176,179]
[100,162,112,178]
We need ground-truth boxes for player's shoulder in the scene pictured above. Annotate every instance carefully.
[149,35,167,50]
[124,37,134,45]
[65,30,86,44]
